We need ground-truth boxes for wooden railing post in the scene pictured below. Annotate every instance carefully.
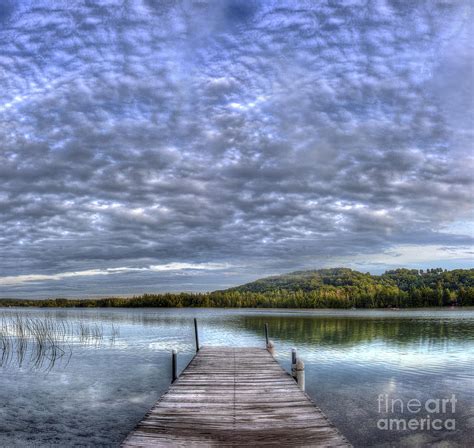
[194,318,199,352]
[264,323,269,346]
[172,349,177,383]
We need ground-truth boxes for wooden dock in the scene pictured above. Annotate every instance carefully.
[122,346,351,447]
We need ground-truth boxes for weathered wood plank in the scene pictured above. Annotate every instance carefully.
[122,346,351,447]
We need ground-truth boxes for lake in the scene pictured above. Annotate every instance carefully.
[0,308,473,447]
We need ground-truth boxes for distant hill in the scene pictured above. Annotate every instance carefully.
[227,267,474,293]
[227,268,379,293]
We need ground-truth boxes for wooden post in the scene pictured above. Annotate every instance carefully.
[296,358,305,391]
[266,340,275,356]
[264,323,269,346]
[172,349,177,383]
[194,318,199,352]
[291,348,297,379]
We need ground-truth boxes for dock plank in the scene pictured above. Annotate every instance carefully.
[122,346,351,447]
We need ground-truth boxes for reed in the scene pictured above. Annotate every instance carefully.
[0,313,117,371]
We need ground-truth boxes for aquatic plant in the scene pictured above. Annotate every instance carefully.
[0,314,118,371]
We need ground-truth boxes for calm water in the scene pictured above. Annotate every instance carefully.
[0,308,473,447]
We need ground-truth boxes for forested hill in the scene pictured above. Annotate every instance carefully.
[228,268,474,293]
[0,268,473,308]
[223,268,474,307]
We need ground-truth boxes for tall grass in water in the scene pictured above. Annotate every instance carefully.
[0,314,118,371]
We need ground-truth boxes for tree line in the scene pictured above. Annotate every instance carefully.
[0,268,473,309]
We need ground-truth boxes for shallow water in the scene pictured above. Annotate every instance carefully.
[0,308,472,447]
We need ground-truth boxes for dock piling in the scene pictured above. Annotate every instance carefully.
[264,322,269,346]
[291,347,297,379]
[296,358,305,391]
[266,339,275,356]
[171,349,177,383]
[194,318,199,352]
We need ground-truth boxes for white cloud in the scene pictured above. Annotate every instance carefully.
[0,263,230,286]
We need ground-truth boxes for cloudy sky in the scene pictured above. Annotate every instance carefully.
[0,0,473,298]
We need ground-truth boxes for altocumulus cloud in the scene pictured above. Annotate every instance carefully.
[0,0,472,297]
